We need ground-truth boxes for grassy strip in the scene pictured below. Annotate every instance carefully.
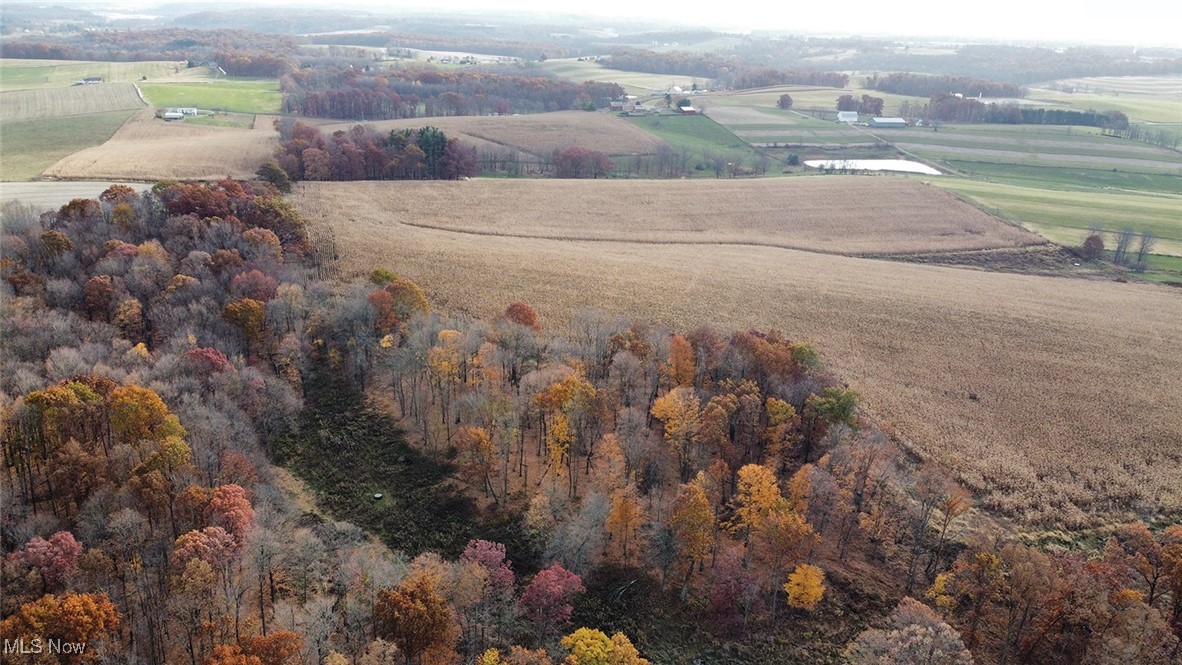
[139,79,282,114]
[0,110,134,180]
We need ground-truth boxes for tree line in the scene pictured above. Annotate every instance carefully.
[272,121,479,182]
[605,47,850,90]
[280,66,625,121]
[0,28,298,65]
[864,73,1026,99]
[919,94,1130,129]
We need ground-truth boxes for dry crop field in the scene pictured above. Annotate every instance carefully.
[317,111,665,157]
[295,178,1182,529]
[42,109,277,181]
[316,178,1044,256]
[0,82,144,121]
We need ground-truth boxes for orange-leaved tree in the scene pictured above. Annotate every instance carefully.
[375,574,453,665]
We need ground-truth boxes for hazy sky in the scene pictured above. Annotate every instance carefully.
[87,0,1181,47]
[360,0,1182,47]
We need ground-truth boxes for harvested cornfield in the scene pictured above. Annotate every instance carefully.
[316,110,666,157]
[294,178,1182,528]
[295,178,1044,256]
[0,82,144,121]
[42,109,277,181]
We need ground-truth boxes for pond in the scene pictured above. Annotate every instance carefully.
[804,159,942,175]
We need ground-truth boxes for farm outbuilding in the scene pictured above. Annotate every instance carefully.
[162,111,184,121]
[869,117,908,128]
[837,111,858,123]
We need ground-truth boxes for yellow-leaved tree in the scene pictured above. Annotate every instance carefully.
[785,563,826,611]
[650,386,702,482]
[560,627,649,665]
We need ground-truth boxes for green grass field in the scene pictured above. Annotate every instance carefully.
[932,179,1182,256]
[627,114,763,173]
[0,111,134,180]
[0,59,200,92]
[139,79,282,114]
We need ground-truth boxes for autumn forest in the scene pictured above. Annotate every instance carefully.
[2,5,1182,665]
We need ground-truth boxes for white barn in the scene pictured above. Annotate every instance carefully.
[869,117,908,128]
[837,111,858,123]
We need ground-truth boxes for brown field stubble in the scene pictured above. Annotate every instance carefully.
[316,110,665,157]
[295,178,1182,528]
[41,109,277,181]
[312,178,1045,256]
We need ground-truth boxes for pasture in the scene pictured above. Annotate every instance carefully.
[139,79,282,114]
[317,111,665,157]
[294,178,1182,529]
[0,111,136,180]
[41,109,277,181]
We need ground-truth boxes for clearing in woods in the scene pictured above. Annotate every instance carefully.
[293,178,1182,529]
[41,109,277,181]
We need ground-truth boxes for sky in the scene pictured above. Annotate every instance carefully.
[86,0,1182,47]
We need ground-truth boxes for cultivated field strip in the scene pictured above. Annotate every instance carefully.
[316,111,665,157]
[885,131,1180,157]
[898,143,1182,172]
[0,82,144,121]
[704,106,798,126]
[295,180,1182,526]
[307,178,1044,256]
[41,109,277,181]
[1047,75,1182,95]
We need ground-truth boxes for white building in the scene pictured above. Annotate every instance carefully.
[837,111,858,123]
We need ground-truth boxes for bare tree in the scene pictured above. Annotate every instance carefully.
[1135,231,1156,267]
[1113,227,1135,265]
